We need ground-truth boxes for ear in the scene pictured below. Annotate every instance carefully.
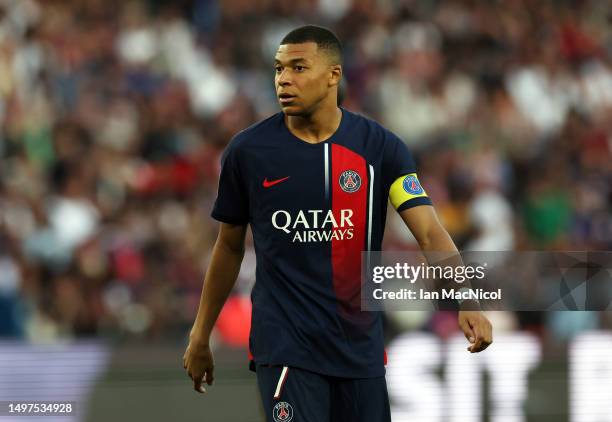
[329,64,342,87]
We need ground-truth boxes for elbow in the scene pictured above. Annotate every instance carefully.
[416,233,433,251]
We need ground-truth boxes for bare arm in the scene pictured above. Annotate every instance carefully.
[400,205,457,254]
[183,222,247,393]
[399,205,493,353]
[190,222,248,342]
[400,205,465,300]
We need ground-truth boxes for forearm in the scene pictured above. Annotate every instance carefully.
[401,206,463,287]
[418,222,458,255]
[190,238,245,343]
[418,223,464,277]
[416,220,478,309]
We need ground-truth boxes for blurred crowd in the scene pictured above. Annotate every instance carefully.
[0,0,610,345]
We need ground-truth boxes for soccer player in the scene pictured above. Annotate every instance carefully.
[183,25,492,421]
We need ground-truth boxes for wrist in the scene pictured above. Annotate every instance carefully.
[457,288,480,310]
[458,299,481,312]
[189,327,211,346]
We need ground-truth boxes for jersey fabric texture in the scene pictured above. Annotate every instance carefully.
[211,107,432,378]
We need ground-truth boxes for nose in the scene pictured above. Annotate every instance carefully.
[276,69,292,87]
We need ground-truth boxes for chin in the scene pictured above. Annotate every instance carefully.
[280,105,306,116]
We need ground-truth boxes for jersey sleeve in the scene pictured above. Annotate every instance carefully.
[382,130,432,212]
[210,140,249,224]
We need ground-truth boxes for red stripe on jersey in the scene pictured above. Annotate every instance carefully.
[331,144,368,316]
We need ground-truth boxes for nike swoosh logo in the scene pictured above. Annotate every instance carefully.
[263,176,290,188]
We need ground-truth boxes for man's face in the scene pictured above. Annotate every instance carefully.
[274,42,339,115]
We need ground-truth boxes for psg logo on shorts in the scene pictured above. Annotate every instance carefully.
[339,170,361,193]
[272,402,294,422]
[403,174,424,195]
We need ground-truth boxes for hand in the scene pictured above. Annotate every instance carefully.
[458,310,492,353]
[183,336,214,393]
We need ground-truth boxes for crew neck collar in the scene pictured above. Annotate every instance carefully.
[281,107,347,147]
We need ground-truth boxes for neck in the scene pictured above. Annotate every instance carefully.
[285,103,342,144]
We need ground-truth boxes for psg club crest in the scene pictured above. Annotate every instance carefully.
[273,401,294,422]
[339,170,361,193]
[403,174,424,195]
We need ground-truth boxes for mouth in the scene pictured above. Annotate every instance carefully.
[278,93,296,104]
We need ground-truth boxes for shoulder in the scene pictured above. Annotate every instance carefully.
[342,108,401,145]
[229,112,283,152]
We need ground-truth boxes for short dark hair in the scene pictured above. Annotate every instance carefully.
[280,25,342,65]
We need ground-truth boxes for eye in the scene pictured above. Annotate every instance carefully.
[274,65,282,73]
[295,65,305,71]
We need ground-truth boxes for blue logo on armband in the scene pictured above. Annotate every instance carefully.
[403,175,424,195]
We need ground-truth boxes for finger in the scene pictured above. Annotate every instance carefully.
[468,325,483,352]
[480,329,493,351]
[479,341,491,352]
[459,319,475,343]
[469,318,481,344]
[193,375,206,394]
[471,322,491,352]
[205,366,214,385]
[477,321,492,351]
[468,337,483,352]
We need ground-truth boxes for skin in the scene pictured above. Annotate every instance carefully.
[274,42,342,143]
[183,222,247,393]
[183,41,492,395]
[400,206,493,353]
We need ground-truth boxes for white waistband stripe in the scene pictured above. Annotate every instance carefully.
[273,366,289,399]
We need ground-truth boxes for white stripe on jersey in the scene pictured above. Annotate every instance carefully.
[324,144,329,199]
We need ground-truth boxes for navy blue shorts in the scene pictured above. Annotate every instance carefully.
[255,364,391,422]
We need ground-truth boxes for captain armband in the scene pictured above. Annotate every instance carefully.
[389,173,432,211]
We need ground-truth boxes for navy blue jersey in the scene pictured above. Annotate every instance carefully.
[211,108,432,378]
